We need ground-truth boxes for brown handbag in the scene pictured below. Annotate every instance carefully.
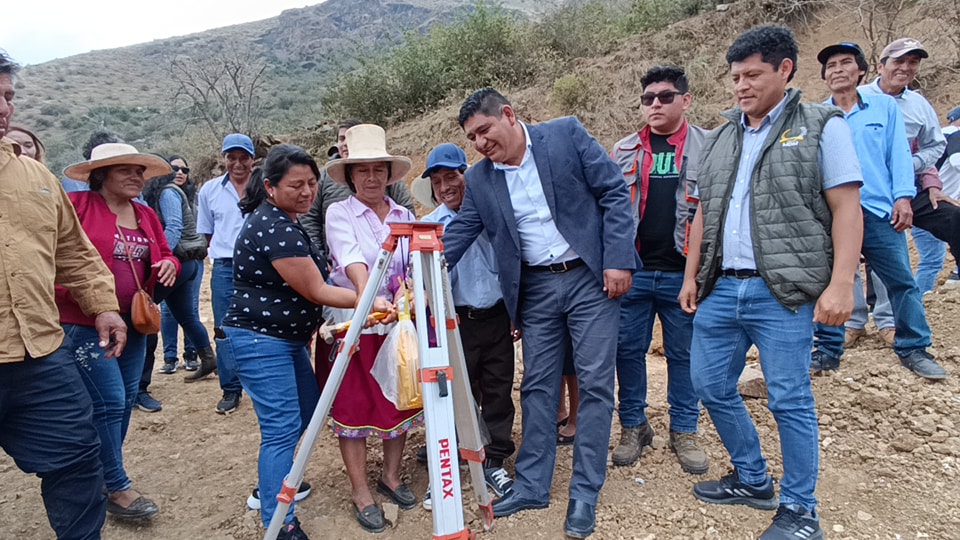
[116,223,161,334]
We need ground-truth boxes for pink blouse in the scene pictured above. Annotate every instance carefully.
[326,195,414,298]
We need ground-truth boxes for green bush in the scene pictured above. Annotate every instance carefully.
[537,1,624,59]
[622,0,712,33]
[328,2,543,125]
[551,74,592,113]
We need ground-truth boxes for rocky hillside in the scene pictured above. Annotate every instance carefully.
[11,0,563,173]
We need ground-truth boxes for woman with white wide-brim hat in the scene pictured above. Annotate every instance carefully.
[316,124,422,533]
[58,143,180,520]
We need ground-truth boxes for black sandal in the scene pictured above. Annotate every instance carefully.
[353,503,386,533]
[557,432,576,446]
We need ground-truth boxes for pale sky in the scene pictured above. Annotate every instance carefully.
[3,1,325,66]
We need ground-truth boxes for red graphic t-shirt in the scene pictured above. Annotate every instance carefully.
[112,226,150,313]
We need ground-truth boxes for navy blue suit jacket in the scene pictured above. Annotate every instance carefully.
[443,116,639,324]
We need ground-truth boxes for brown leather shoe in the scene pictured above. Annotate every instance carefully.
[669,431,709,475]
[878,327,895,347]
[611,422,654,466]
[843,327,866,348]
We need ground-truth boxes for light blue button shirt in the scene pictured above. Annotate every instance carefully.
[493,123,578,266]
[859,78,946,173]
[823,92,915,220]
[722,94,862,270]
[423,204,503,309]
[196,173,245,260]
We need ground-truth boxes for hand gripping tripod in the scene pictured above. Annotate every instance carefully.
[265,222,494,540]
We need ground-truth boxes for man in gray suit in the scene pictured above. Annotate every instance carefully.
[443,88,637,539]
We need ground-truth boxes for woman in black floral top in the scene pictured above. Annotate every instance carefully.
[218,145,392,540]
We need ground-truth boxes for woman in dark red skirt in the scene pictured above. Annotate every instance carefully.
[317,124,423,533]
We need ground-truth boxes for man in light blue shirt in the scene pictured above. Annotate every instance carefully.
[860,38,960,319]
[192,133,254,414]
[413,143,516,504]
[812,42,945,379]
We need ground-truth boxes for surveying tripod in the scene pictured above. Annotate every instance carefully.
[265,222,494,540]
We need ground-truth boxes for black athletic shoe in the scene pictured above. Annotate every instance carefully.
[215,392,241,415]
[809,350,839,373]
[759,505,824,540]
[693,470,778,510]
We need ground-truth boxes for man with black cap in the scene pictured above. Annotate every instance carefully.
[811,42,945,379]
[858,38,960,349]
[194,133,255,413]
[413,143,517,507]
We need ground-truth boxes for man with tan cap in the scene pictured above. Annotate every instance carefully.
[0,50,127,540]
[858,38,960,351]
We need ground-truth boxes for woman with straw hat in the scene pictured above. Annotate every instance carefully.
[58,143,180,520]
[316,124,422,533]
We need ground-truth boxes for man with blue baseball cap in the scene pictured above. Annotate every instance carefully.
[193,133,255,413]
[413,143,517,506]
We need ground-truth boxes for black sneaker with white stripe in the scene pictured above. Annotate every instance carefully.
[759,505,823,540]
[483,467,514,497]
[692,470,778,510]
[246,482,312,510]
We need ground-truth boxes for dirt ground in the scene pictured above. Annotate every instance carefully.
[3,256,960,540]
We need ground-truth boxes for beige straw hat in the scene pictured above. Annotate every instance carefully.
[64,143,172,182]
[324,124,412,186]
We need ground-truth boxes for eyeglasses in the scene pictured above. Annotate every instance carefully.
[640,91,684,106]
[172,166,190,174]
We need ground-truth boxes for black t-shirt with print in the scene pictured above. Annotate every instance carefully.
[637,132,686,272]
[223,201,325,340]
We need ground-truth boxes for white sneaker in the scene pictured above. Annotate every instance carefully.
[422,487,432,511]
[246,482,312,510]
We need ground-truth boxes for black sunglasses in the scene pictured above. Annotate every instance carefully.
[640,91,684,106]
[172,165,190,174]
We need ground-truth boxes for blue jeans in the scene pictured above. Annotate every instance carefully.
[64,320,147,494]
[616,270,699,432]
[691,277,819,512]
[212,259,242,394]
[820,212,931,357]
[218,327,319,527]
[912,228,946,294]
[144,260,211,390]
[161,262,204,359]
[514,264,619,506]
[0,346,106,540]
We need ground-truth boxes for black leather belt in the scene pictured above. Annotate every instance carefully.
[523,258,585,274]
[721,268,761,279]
[455,300,506,320]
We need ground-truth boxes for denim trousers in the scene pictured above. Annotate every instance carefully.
[161,262,204,359]
[820,211,931,357]
[513,264,619,506]
[218,326,319,527]
[64,319,147,493]
[911,228,946,294]
[690,277,819,512]
[0,346,106,540]
[616,270,699,433]
[143,259,211,390]
[212,259,242,394]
